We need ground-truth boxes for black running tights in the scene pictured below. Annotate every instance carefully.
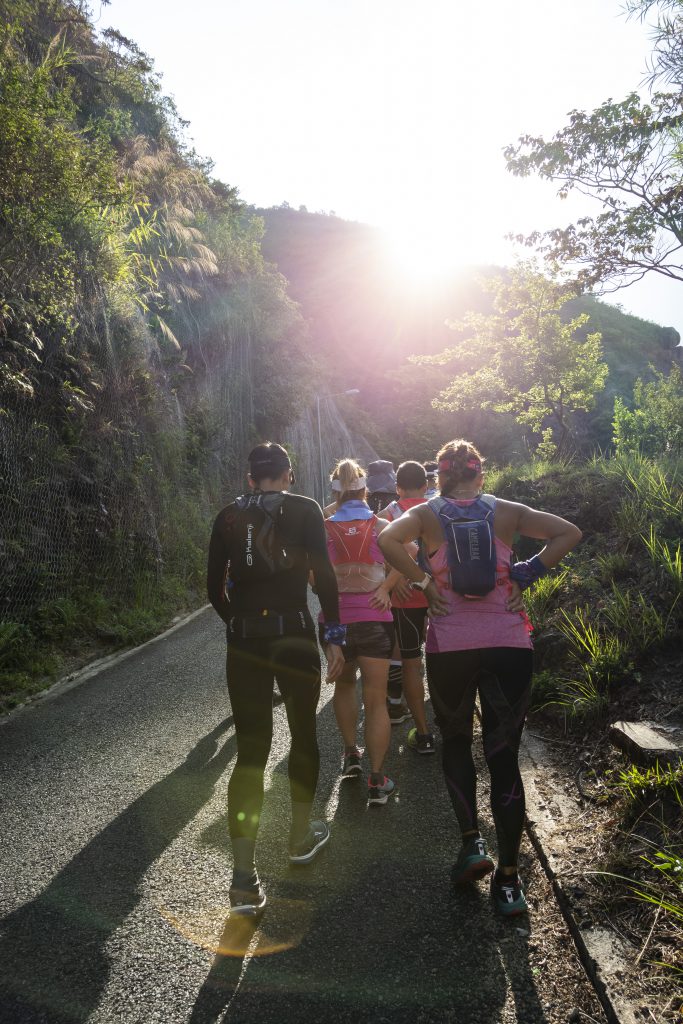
[426,647,533,867]
[226,633,321,843]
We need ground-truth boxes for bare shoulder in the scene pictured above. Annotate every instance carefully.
[414,501,442,546]
[496,497,581,542]
[493,497,527,528]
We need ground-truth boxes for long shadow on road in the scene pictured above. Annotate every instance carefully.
[190,696,550,1024]
[0,717,235,1024]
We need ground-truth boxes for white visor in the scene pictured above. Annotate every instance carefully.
[331,476,367,492]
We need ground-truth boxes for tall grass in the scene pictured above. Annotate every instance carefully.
[604,452,682,545]
[550,606,631,718]
[603,585,678,654]
[558,606,631,683]
[524,569,568,633]
[642,525,682,591]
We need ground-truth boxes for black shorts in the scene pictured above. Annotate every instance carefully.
[319,621,394,662]
[392,606,428,659]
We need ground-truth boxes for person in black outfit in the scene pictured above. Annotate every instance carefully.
[207,442,345,914]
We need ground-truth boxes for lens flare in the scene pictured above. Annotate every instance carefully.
[381,222,464,288]
[157,898,313,957]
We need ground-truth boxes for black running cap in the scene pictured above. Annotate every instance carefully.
[248,443,292,474]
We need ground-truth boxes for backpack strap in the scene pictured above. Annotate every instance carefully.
[428,494,496,523]
[426,495,448,517]
[386,500,404,521]
[235,491,287,514]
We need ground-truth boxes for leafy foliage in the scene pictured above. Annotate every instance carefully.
[505,91,683,291]
[0,0,315,705]
[626,0,683,89]
[413,266,608,458]
[613,365,683,455]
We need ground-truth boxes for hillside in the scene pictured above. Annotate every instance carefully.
[0,2,366,701]
[257,205,681,461]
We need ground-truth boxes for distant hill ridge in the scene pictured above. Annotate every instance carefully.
[255,204,680,460]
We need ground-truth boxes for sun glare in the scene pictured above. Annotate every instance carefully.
[381,223,467,289]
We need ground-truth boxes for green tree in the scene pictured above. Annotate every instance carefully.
[613,364,683,454]
[414,267,608,459]
[504,91,683,291]
[0,27,125,398]
[505,2,683,292]
[625,0,683,89]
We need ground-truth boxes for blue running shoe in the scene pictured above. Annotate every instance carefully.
[450,836,495,885]
[491,872,528,916]
[367,775,396,806]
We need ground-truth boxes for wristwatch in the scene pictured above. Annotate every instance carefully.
[410,573,432,591]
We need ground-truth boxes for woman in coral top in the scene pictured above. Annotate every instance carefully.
[319,458,401,806]
[379,439,581,915]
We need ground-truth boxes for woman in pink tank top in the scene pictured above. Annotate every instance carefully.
[316,458,400,807]
[379,438,582,915]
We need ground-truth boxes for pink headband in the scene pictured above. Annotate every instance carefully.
[438,456,482,473]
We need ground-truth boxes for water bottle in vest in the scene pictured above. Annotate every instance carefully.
[428,494,497,599]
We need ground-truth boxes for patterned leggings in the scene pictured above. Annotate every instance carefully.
[426,647,533,866]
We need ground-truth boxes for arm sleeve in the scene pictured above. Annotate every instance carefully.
[206,510,231,625]
[305,503,340,624]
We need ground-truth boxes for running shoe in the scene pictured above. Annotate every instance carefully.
[407,727,436,754]
[288,820,331,864]
[367,775,396,806]
[229,873,266,915]
[450,836,495,886]
[342,748,363,778]
[387,701,411,725]
[491,872,528,916]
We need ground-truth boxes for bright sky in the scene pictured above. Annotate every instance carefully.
[98,0,682,336]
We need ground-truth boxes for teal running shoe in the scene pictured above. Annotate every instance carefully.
[450,836,495,885]
[490,872,528,916]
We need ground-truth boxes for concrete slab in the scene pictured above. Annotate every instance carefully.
[609,720,683,767]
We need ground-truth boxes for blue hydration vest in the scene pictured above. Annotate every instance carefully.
[425,494,498,599]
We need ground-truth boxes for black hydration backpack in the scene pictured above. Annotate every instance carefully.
[427,494,498,599]
[228,492,295,583]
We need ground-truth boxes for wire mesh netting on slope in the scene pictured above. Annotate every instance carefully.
[284,398,379,507]
[1,350,379,628]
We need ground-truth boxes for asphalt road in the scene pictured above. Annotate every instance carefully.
[0,607,605,1024]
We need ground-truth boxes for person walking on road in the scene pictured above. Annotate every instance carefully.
[320,458,401,806]
[366,459,398,514]
[207,442,345,915]
[424,461,438,499]
[377,460,435,753]
[378,439,581,915]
